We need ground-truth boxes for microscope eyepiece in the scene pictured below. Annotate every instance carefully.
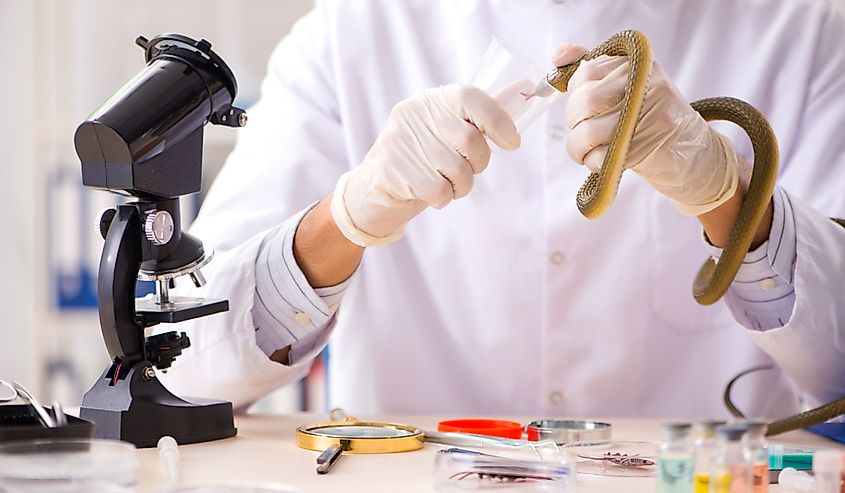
[75,33,246,198]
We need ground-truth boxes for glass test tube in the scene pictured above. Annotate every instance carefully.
[692,420,725,493]
[658,422,694,493]
[813,449,844,493]
[736,420,768,493]
[711,425,752,493]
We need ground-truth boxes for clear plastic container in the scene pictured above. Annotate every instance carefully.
[468,38,560,147]
[159,486,301,493]
[434,448,574,492]
[561,439,659,477]
[0,439,138,493]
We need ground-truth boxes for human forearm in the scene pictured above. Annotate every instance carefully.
[293,194,364,288]
[698,157,773,249]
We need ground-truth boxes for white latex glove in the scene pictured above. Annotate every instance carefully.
[553,44,739,216]
[331,84,520,247]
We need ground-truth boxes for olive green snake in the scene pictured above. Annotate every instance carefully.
[545,30,844,435]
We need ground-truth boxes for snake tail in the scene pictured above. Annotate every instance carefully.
[724,365,845,437]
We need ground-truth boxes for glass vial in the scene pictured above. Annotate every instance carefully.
[711,425,752,493]
[658,422,694,493]
[736,420,768,493]
[693,420,725,493]
[813,449,844,493]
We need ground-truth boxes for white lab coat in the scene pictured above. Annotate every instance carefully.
[161,0,845,418]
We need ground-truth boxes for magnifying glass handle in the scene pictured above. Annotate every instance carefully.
[316,444,344,474]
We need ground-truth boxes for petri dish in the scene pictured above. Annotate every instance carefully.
[562,439,659,477]
[526,420,612,444]
[0,439,137,492]
[437,419,524,439]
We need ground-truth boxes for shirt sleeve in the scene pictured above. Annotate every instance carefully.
[253,205,354,364]
[708,187,797,331]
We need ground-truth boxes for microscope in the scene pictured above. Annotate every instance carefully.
[74,34,246,447]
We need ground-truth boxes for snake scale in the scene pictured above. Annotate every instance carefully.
[545,30,844,435]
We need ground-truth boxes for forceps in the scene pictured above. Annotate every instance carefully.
[1,380,57,428]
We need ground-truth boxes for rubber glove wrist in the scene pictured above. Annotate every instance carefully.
[330,171,409,247]
[649,131,740,216]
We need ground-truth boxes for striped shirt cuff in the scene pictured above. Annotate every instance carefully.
[707,187,797,331]
[253,205,355,364]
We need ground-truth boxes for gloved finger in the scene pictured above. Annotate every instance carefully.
[439,116,492,175]
[433,146,476,200]
[564,65,627,129]
[445,85,521,151]
[409,143,462,209]
[566,110,619,165]
[567,55,628,92]
[583,144,609,174]
[551,43,589,67]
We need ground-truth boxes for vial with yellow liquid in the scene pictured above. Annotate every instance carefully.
[691,420,725,493]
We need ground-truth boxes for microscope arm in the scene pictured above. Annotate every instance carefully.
[99,205,145,364]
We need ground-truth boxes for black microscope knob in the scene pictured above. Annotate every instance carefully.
[145,331,191,371]
[98,208,117,239]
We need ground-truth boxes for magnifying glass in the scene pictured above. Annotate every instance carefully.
[296,409,424,474]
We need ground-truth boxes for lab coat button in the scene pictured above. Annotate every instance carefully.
[759,278,776,290]
[550,251,565,266]
[329,303,339,314]
[294,312,311,325]
[549,390,564,406]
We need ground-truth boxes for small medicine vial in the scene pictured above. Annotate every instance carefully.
[813,449,844,493]
[711,425,752,493]
[692,420,725,493]
[736,420,768,493]
[658,422,694,493]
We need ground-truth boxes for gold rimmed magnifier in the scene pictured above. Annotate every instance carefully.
[296,409,424,474]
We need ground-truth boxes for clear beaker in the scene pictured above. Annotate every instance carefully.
[468,38,560,147]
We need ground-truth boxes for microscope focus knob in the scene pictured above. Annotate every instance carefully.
[144,210,175,246]
[98,208,117,239]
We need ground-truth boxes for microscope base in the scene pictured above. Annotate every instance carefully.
[80,364,237,448]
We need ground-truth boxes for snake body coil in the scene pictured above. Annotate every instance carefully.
[546,30,778,306]
[547,30,843,435]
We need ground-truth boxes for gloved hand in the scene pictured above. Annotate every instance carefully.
[553,44,740,216]
[331,84,520,247]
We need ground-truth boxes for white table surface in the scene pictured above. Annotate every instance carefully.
[135,414,843,492]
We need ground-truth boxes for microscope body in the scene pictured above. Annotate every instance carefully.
[75,35,246,447]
